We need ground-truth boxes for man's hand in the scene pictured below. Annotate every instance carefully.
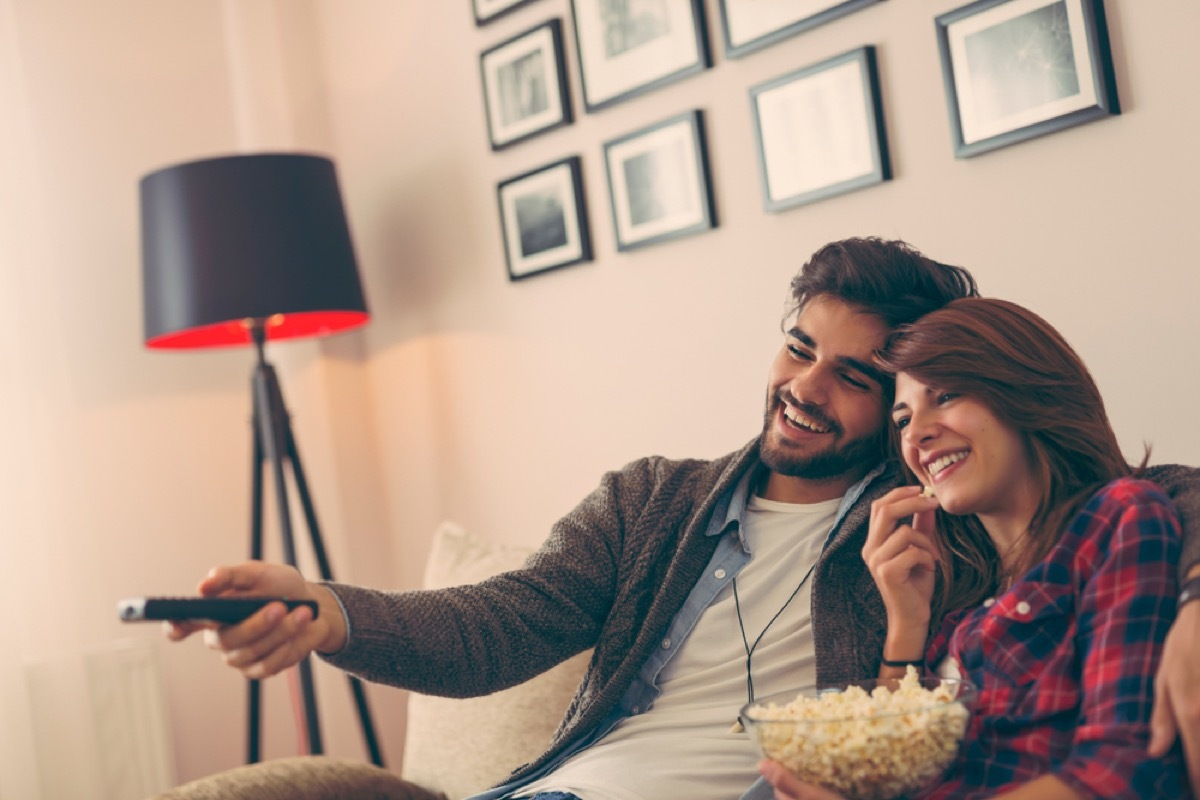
[757,760,845,800]
[164,561,347,679]
[1149,588,1200,790]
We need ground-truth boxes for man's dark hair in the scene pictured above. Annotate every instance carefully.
[785,237,979,329]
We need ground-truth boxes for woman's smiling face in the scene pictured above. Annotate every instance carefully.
[891,373,1038,528]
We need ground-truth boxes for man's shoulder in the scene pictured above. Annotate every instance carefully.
[617,438,759,485]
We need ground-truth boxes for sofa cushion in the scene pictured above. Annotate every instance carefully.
[400,522,590,800]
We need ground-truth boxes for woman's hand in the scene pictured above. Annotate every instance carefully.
[164,561,346,679]
[758,760,846,800]
[863,485,942,657]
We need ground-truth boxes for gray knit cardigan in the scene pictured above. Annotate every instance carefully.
[322,438,1199,787]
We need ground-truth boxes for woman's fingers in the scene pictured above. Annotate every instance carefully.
[865,487,939,555]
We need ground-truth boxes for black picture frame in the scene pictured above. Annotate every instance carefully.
[480,19,573,150]
[602,110,716,251]
[936,0,1119,158]
[719,0,883,59]
[473,0,539,26]
[749,46,891,212]
[497,156,593,281]
[570,0,711,113]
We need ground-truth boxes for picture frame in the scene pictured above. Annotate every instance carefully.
[602,110,716,251]
[719,0,883,59]
[570,0,711,112]
[749,46,891,213]
[473,0,539,26]
[497,156,593,281]
[936,0,1119,158]
[480,19,573,150]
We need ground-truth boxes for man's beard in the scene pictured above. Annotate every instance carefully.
[760,396,884,481]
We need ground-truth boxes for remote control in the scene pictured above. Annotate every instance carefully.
[117,596,318,624]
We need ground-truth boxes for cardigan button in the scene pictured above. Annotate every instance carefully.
[661,638,671,649]
[714,569,727,579]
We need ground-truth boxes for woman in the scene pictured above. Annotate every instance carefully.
[760,297,1187,799]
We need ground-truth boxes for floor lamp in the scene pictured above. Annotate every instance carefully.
[139,152,384,767]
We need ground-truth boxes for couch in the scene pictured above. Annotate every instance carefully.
[154,522,590,800]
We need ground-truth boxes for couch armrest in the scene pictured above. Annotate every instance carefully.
[152,756,447,800]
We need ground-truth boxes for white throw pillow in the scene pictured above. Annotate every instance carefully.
[401,522,590,800]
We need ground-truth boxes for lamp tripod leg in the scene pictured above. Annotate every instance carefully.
[247,419,265,764]
[248,362,324,762]
[284,423,386,767]
[244,348,384,768]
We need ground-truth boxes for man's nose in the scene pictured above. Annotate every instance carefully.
[788,363,832,405]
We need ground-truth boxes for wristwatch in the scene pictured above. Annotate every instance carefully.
[1180,575,1200,609]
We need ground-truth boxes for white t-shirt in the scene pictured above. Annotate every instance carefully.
[515,494,840,800]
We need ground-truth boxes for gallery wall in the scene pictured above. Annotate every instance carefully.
[0,0,1196,795]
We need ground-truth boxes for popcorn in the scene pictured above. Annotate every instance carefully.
[744,667,970,800]
[920,484,936,498]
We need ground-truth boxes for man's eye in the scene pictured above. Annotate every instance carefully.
[842,374,870,390]
[787,345,812,360]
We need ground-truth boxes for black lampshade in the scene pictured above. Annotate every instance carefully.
[140,152,369,349]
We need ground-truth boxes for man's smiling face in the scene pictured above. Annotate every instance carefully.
[760,295,889,504]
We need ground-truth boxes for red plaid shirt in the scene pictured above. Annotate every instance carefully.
[921,478,1187,799]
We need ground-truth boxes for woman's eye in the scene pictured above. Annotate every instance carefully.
[893,417,909,430]
[937,392,958,405]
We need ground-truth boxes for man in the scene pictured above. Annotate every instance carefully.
[171,238,1200,799]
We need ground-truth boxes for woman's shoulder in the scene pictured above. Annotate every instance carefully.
[1072,477,1180,544]
[1087,475,1172,507]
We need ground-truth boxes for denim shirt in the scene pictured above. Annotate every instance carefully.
[472,460,887,800]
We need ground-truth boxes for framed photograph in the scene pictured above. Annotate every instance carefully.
[750,46,891,212]
[473,0,538,26]
[570,0,711,112]
[719,0,883,59]
[603,110,716,251]
[936,0,1119,158]
[480,19,573,150]
[498,156,592,281]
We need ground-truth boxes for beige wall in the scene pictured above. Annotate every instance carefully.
[1,0,1197,795]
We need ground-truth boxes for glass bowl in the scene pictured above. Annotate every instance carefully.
[740,672,976,800]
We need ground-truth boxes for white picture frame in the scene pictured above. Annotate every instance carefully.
[498,156,593,280]
[570,0,710,112]
[936,0,1119,158]
[480,19,573,150]
[473,0,538,26]
[749,47,891,212]
[719,0,883,58]
[602,110,716,251]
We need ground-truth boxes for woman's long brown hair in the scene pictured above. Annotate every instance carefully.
[877,298,1140,617]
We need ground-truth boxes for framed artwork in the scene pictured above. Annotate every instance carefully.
[473,0,539,26]
[497,156,593,280]
[480,19,573,150]
[936,0,1119,158]
[750,47,891,212]
[602,110,716,251]
[719,0,883,59]
[570,0,711,112]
